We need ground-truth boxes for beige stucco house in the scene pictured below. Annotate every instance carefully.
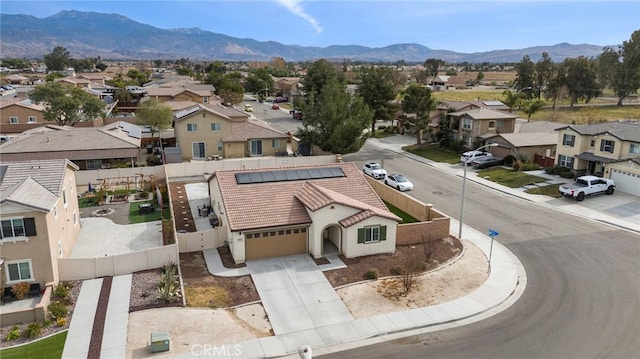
[145,86,213,104]
[0,159,81,293]
[0,122,142,169]
[208,162,401,263]
[449,107,516,147]
[555,121,640,196]
[1,98,46,125]
[173,104,289,161]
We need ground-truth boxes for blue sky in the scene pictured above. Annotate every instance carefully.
[1,1,638,53]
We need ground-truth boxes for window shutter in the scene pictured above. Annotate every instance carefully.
[24,218,36,237]
[380,226,387,241]
[357,228,365,243]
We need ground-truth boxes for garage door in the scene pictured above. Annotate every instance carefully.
[611,169,640,196]
[245,227,307,260]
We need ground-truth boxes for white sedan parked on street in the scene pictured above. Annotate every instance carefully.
[363,162,387,179]
[384,174,414,191]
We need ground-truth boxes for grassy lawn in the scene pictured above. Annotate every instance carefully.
[383,200,419,224]
[128,201,170,223]
[525,183,563,198]
[373,129,396,139]
[0,330,67,359]
[477,168,547,188]
[405,144,461,164]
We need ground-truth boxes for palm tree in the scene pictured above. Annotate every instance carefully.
[519,99,546,122]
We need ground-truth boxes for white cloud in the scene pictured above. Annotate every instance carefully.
[276,0,323,33]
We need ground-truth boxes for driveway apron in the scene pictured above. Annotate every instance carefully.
[246,254,353,335]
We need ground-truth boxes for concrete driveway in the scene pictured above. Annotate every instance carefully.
[246,254,354,335]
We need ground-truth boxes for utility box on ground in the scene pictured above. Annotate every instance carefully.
[149,332,170,353]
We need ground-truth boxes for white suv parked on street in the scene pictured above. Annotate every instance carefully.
[363,162,387,179]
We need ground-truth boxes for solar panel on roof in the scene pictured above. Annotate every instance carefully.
[234,167,346,184]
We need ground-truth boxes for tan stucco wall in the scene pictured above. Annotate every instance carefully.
[176,112,233,160]
[342,216,397,258]
[396,218,450,245]
[1,104,43,124]
[0,166,81,289]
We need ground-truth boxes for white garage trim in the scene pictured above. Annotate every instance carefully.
[610,169,640,196]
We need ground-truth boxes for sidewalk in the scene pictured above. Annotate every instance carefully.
[164,220,524,358]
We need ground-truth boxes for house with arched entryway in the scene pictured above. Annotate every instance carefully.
[208,162,401,263]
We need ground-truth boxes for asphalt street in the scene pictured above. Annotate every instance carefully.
[326,141,640,358]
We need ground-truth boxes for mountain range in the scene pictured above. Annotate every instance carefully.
[0,10,608,63]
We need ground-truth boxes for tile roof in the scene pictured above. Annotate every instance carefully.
[491,132,559,147]
[0,124,141,154]
[555,121,640,142]
[0,159,78,211]
[223,119,288,142]
[214,162,398,231]
[449,107,516,120]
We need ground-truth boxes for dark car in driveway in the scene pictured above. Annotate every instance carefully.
[471,156,504,169]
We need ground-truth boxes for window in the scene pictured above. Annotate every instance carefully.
[301,228,306,233]
[73,211,77,226]
[278,230,284,235]
[210,122,221,131]
[630,143,640,155]
[562,134,575,146]
[28,116,37,123]
[217,140,223,152]
[270,231,276,236]
[462,118,472,130]
[1,218,36,239]
[58,241,63,257]
[254,233,260,238]
[86,159,102,170]
[63,189,68,207]
[294,229,299,234]
[6,260,33,283]
[192,142,205,159]
[203,96,209,104]
[358,225,387,244]
[187,123,198,132]
[250,140,263,156]
[53,205,58,219]
[558,154,574,168]
[590,140,595,147]
[246,233,253,239]
[488,121,496,129]
[600,140,615,153]
[286,230,291,234]
[202,113,206,118]
[263,232,269,237]
[9,117,18,123]
[497,120,505,127]
[69,178,74,192]
[272,139,279,148]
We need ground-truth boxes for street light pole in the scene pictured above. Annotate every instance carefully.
[457,143,498,240]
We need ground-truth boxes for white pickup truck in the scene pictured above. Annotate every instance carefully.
[559,175,615,201]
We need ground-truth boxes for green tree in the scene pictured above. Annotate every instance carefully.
[246,68,273,97]
[301,59,345,102]
[357,66,397,134]
[43,46,71,72]
[30,82,105,126]
[501,89,521,109]
[534,52,555,100]
[401,84,436,146]
[135,99,173,137]
[518,99,546,122]
[598,30,640,106]
[423,58,443,84]
[563,56,601,107]
[513,55,536,97]
[297,78,371,154]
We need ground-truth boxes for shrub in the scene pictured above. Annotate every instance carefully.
[53,282,71,299]
[24,322,42,338]
[503,154,516,167]
[390,266,406,276]
[11,282,30,300]
[521,162,541,171]
[48,300,69,320]
[56,317,67,327]
[157,262,181,302]
[146,154,162,166]
[544,166,556,174]
[5,326,20,341]
[43,318,52,327]
[365,268,379,280]
[512,159,523,171]
[559,170,575,179]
